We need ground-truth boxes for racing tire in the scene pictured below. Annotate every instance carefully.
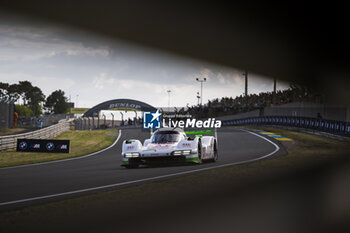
[125,164,139,169]
[209,140,218,162]
[197,139,203,164]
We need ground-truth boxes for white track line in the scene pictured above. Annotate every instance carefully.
[0,130,122,170]
[0,129,279,207]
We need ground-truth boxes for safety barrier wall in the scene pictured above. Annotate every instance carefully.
[74,117,125,130]
[222,116,350,137]
[0,120,72,151]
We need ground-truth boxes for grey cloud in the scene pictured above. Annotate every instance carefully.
[0,10,289,107]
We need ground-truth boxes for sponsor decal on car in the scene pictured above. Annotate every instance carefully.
[142,149,157,152]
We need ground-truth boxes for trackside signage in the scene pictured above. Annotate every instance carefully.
[163,118,221,128]
[143,110,221,129]
[16,139,70,153]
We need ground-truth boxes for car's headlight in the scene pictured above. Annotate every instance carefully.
[173,151,182,156]
[125,152,140,158]
[182,150,191,155]
[172,150,191,156]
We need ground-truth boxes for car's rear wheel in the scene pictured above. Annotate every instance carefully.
[197,139,203,164]
[210,140,218,162]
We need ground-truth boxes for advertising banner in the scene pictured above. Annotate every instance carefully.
[16,139,70,153]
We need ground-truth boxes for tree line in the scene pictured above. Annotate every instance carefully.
[0,81,70,116]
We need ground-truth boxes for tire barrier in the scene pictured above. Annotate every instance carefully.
[222,116,350,137]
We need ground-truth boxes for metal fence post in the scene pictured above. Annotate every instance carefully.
[97,116,100,129]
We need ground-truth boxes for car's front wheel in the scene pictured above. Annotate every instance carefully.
[125,164,139,169]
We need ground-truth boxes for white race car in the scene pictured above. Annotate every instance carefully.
[121,128,218,168]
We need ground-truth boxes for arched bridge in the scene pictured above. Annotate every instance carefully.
[83,99,157,117]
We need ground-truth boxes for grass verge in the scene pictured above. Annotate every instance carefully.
[0,127,35,136]
[0,129,119,168]
[1,127,349,232]
[248,126,349,166]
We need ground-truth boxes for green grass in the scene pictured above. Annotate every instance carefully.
[0,127,34,136]
[0,129,118,168]
[69,108,89,114]
[1,127,349,233]
[248,126,347,164]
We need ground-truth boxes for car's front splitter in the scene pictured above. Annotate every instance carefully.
[122,154,200,166]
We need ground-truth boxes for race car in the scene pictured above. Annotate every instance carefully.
[121,128,218,168]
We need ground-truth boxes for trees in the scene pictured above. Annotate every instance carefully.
[27,86,45,116]
[0,82,9,101]
[1,81,71,116]
[45,90,69,114]
[0,81,45,116]
[7,83,22,102]
[14,104,34,116]
[18,81,34,105]
[0,82,20,102]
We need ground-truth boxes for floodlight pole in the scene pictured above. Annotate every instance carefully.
[244,70,248,97]
[273,78,277,104]
[242,70,248,106]
[196,77,206,106]
[76,94,79,108]
[167,90,171,112]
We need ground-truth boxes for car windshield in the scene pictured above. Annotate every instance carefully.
[152,131,181,143]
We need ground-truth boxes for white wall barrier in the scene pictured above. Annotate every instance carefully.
[0,120,72,151]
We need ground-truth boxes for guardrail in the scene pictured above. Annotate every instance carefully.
[222,116,350,137]
[0,120,72,151]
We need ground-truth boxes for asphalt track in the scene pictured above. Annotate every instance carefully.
[0,127,286,210]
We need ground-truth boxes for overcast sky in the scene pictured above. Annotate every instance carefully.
[0,11,289,108]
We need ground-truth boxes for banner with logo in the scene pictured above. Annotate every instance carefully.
[142,110,222,129]
[16,139,70,153]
